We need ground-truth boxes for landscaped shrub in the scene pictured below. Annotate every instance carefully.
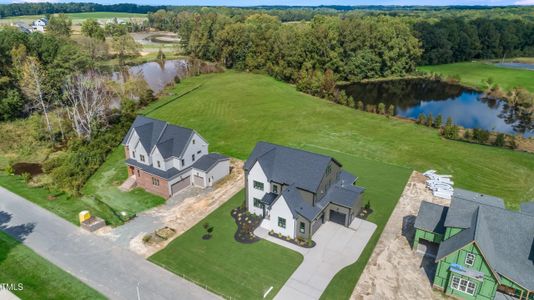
[417,113,426,125]
[357,101,364,111]
[377,103,385,115]
[426,113,433,127]
[387,104,395,116]
[494,133,506,147]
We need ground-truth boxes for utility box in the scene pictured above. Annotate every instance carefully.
[79,210,91,224]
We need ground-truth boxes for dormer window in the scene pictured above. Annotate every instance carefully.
[326,165,332,175]
[140,155,145,162]
[465,253,475,266]
[132,151,136,158]
[192,139,196,144]
[272,184,278,194]
[192,154,195,161]
[157,161,161,168]
[181,159,185,167]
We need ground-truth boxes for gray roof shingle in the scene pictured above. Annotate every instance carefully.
[244,142,340,193]
[415,201,448,234]
[444,188,505,229]
[436,193,534,291]
[122,116,196,159]
[191,153,229,172]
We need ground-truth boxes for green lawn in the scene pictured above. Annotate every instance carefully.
[0,231,104,300]
[82,146,165,219]
[0,12,146,23]
[419,61,534,93]
[144,71,534,207]
[149,190,304,300]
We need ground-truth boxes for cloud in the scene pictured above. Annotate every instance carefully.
[515,0,534,4]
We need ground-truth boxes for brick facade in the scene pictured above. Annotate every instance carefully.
[131,166,170,199]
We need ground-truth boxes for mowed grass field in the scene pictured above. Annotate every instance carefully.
[145,71,534,207]
[419,61,534,93]
[145,70,533,299]
[0,12,146,24]
[0,231,104,299]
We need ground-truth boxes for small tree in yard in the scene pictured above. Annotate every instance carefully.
[435,114,443,128]
[494,133,506,147]
[357,100,364,111]
[417,113,426,125]
[377,103,385,115]
[203,222,214,239]
[426,113,433,127]
[387,104,395,116]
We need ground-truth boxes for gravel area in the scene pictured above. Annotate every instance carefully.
[351,171,450,300]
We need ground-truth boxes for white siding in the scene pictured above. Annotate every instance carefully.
[191,169,206,186]
[181,133,209,169]
[168,169,192,186]
[127,131,150,166]
[151,148,165,170]
[268,195,295,239]
[205,160,230,187]
[247,162,270,216]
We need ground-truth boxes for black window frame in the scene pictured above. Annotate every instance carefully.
[278,217,286,228]
[253,181,264,191]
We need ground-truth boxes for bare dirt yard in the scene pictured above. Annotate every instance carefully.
[351,171,450,300]
[96,158,244,257]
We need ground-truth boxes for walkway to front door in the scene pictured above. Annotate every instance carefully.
[255,218,376,300]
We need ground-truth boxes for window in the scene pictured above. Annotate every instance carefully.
[192,139,196,144]
[181,159,185,167]
[278,217,286,228]
[253,198,262,208]
[140,155,145,162]
[157,161,161,168]
[253,181,264,191]
[326,165,332,175]
[465,253,475,266]
[192,154,195,162]
[197,150,201,154]
[152,177,160,186]
[272,184,278,194]
[132,151,136,158]
[299,222,305,233]
[451,276,476,296]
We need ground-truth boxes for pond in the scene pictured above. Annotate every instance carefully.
[340,79,533,137]
[494,62,534,71]
[112,59,188,94]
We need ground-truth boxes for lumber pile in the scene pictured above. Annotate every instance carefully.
[424,170,454,200]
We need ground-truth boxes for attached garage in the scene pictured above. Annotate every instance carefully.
[193,175,205,187]
[329,210,347,226]
[171,176,190,194]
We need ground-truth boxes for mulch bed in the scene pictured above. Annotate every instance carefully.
[268,231,316,248]
[231,206,262,244]
[12,162,43,176]
[359,207,374,220]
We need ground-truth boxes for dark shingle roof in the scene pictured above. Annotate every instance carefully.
[122,116,196,159]
[260,193,278,206]
[281,185,323,221]
[320,183,364,209]
[125,158,183,180]
[415,201,448,234]
[444,188,505,229]
[436,193,534,291]
[191,153,228,172]
[244,142,340,193]
[520,202,534,216]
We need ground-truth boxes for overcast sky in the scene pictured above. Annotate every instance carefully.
[2,0,534,6]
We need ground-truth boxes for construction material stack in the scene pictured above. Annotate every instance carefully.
[423,170,454,200]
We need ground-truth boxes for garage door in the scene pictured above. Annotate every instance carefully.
[171,176,190,194]
[193,175,204,187]
[329,210,346,226]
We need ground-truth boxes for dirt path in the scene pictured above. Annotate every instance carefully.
[351,171,450,300]
[97,159,244,257]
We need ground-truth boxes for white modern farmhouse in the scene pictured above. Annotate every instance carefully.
[244,142,364,240]
[122,116,230,198]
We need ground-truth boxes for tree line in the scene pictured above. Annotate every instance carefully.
[0,3,165,18]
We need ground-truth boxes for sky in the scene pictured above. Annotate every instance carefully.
[3,0,534,6]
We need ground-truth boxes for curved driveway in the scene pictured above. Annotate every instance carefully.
[0,187,219,300]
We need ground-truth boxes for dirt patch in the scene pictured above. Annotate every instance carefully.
[351,171,449,300]
[128,158,245,257]
[12,162,43,176]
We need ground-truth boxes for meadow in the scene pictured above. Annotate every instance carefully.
[0,12,146,24]
[419,61,534,93]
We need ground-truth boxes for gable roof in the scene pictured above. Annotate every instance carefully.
[435,191,534,291]
[415,201,448,234]
[444,188,505,229]
[122,116,197,159]
[191,153,229,172]
[244,142,340,193]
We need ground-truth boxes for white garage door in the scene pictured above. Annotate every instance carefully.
[194,175,204,187]
[171,176,190,194]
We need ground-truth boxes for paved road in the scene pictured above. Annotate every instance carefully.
[0,187,219,300]
[256,219,376,300]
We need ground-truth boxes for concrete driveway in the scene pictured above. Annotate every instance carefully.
[255,219,376,300]
[0,187,219,300]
